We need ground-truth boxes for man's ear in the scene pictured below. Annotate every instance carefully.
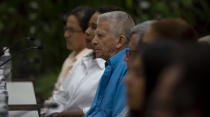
[116,35,127,49]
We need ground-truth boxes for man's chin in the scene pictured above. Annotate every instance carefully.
[95,55,101,58]
[95,54,102,59]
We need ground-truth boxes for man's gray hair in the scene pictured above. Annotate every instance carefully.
[129,20,156,41]
[130,20,156,37]
[97,11,135,38]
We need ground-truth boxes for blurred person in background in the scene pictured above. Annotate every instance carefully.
[143,18,198,43]
[85,11,135,117]
[126,20,156,54]
[124,20,156,67]
[119,20,156,117]
[147,44,210,117]
[124,18,198,116]
[124,41,183,117]
[45,5,123,117]
[42,6,94,114]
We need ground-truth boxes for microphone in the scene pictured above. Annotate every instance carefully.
[20,45,43,51]
[0,37,35,56]
[43,103,59,109]
[0,45,43,67]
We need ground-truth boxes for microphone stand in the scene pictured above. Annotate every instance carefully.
[0,37,35,57]
[0,46,43,67]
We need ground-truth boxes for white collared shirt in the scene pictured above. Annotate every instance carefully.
[46,53,105,116]
[54,48,92,93]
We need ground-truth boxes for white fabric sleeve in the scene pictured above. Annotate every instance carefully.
[45,58,83,116]
[45,84,67,116]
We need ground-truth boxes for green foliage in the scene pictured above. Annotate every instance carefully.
[135,0,210,35]
[35,69,59,100]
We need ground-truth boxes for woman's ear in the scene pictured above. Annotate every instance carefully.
[116,35,127,49]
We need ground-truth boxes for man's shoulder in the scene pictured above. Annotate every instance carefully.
[113,60,127,73]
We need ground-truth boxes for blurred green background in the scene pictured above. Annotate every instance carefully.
[0,0,210,103]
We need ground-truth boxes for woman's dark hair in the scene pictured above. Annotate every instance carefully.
[171,44,210,117]
[64,6,95,32]
[138,41,183,100]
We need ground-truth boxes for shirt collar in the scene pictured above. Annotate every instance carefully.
[81,51,93,69]
[95,58,106,70]
[106,48,128,68]
[81,52,105,70]
[75,48,93,60]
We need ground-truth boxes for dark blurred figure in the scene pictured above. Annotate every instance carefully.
[143,18,198,43]
[124,41,183,117]
[124,20,156,63]
[125,18,199,117]
[147,44,210,117]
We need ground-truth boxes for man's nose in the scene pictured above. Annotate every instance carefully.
[92,35,98,46]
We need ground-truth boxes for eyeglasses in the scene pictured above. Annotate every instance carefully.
[64,26,83,34]
[126,48,136,58]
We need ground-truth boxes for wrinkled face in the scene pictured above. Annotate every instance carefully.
[92,20,119,60]
[142,26,157,43]
[64,15,86,51]
[124,55,145,110]
[85,12,100,49]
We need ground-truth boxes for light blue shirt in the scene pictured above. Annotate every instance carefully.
[85,48,128,117]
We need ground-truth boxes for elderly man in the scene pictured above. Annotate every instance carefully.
[85,11,135,117]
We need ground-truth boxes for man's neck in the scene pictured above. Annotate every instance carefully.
[106,47,126,61]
